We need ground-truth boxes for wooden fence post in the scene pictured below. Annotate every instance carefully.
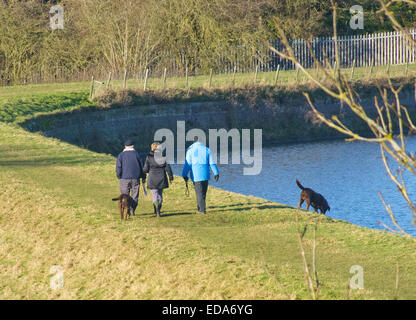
[106,71,112,90]
[185,66,189,89]
[89,76,94,98]
[274,65,280,85]
[350,59,356,80]
[123,68,128,89]
[405,59,409,78]
[296,66,300,83]
[163,67,167,89]
[232,65,237,86]
[209,68,213,88]
[332,60,337,78]
[143,68,149,91]
[369,59,374,78]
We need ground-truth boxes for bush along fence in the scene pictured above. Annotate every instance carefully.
[5,29,416,88]
[266,29,416,71]
[85,28,416,91]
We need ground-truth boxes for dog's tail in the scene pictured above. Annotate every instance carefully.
[112,196,121,201]
[296,179,304,190]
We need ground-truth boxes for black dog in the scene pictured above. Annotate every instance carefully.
[112,194,135,220]
[296,179,330,214]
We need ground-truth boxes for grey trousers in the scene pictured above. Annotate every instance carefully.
[150,189,163,204]
[193,180,209,213]
[119,179,139,211]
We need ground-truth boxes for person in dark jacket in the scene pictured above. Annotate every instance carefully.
[143,142,173,217]
[115,139,146,215]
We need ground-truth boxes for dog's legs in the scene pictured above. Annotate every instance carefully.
[126,208,130,220]
[298,198,304,209]
[306,201,310,211]
[119,205,123,220]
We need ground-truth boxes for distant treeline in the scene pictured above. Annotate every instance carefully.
[1,0,415,85]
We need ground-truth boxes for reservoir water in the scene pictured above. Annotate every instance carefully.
[172,137,416,236]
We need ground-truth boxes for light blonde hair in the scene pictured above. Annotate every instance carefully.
[151,142,160,152]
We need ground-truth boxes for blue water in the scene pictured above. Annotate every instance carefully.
[172,137,416,235]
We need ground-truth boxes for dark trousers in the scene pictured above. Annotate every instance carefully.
[150,189,163,204]
[119,179,139,211]
[193,180,209,213]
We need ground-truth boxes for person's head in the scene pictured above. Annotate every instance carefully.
[124,139,134,147]
[151,142,160,152]
[193,136,198,142]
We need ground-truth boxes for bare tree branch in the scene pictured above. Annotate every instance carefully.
[269,0,416,238]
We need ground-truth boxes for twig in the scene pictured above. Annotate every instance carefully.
[295,210,318,300]
[394,261,399,300]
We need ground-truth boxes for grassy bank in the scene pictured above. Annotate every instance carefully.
[5,63,413,94]
[0,91,94,123]
[1,67,416,299]
[126,63,416,92]
[1,122,416,299]
[1,64,415,125]
[1,63,415,99]
[13,75,416,157]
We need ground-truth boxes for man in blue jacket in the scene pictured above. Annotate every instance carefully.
[182,137,219,214]
[116,139,146,215]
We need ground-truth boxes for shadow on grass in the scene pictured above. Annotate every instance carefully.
[207,202,266,209]
[139,210,195,218]
[0,156,107,167]
[0,91,92,123]
[160,212,195,218]
[156,203,295,217]
[208,203,294,213]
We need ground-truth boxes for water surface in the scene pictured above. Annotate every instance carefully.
[173,137,416,235]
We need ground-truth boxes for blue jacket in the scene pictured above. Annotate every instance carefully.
[182,142,219,182]
[116,150,146,180]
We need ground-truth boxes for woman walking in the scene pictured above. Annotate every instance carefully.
[143,142,173,217]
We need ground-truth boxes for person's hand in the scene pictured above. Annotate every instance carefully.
[169,177,174,183]
[214,174,219,182]
[142,178,146,184]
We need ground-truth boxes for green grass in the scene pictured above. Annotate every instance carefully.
[0,91,95,123]
[0,81,94,123]
[0,122,416,299]
[87,63,416,94]
[2,63,415,98]
[0,81,91,98]
[1,65,416,299]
